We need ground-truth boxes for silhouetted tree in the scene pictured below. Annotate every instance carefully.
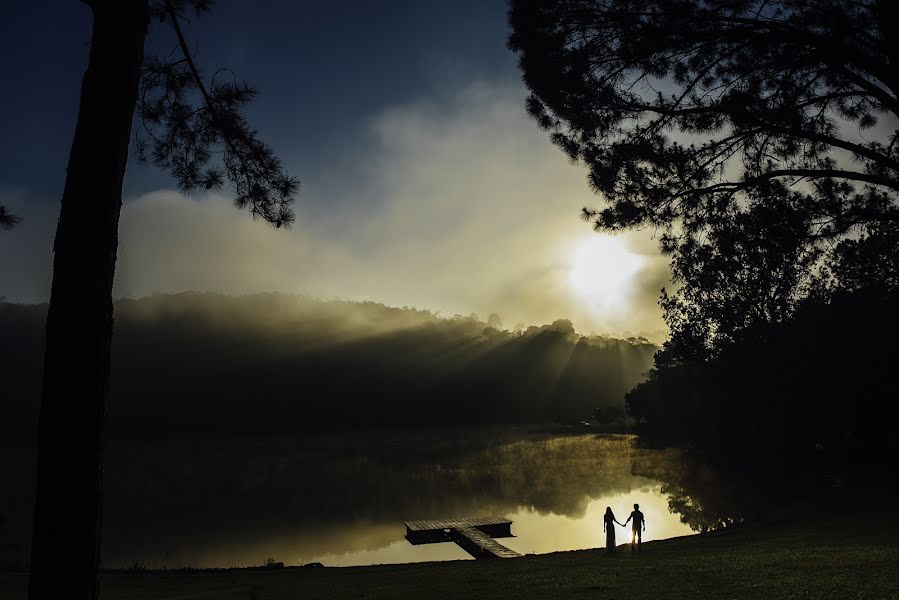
[508,0,899,260]
[509,1,899,461]
[823,221,899,294]
[628,284,899,460]
[29,2,298,598]
[657,196,821,364]
[0,206,20,230]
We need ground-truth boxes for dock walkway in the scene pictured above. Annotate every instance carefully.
[404,516,521,559]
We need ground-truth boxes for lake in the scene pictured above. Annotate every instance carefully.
[0,429,740,569]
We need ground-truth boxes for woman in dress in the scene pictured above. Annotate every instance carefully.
[603,506,624,553]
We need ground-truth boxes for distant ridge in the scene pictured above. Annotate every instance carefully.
[0,293,656,442]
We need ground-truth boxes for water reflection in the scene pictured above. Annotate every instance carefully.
[113,431,709,567]
[0,430,733,569]
[310,488,694,566]
[313,485,695,566]
[503,490,693,556]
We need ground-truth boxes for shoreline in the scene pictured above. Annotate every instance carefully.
[2,495,897,599]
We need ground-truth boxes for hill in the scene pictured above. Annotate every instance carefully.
[0,293,656,442]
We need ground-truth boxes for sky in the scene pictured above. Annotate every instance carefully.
[0,0,671,340]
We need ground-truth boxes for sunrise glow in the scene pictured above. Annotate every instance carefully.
[568,235,645,313]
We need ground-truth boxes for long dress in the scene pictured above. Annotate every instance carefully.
[604,515,616,551]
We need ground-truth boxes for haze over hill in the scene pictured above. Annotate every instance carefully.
[1,293,656,443]
[0,83,671,342]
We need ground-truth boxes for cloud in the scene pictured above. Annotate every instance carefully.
[0,82,671,340]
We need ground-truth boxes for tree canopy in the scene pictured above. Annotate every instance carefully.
[510,0,899,462]
[509,0,899,357]
[0,0,298,232]
[136,0,298,228]
[508,0,899,247]
[0,206,20,230]
[656,198,821,362]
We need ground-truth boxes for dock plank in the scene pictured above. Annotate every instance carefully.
[452,527,522,559]
[405,516,511,532]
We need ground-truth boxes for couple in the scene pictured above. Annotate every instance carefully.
[602,503,645,553]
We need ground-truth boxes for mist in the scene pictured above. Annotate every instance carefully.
[0,292,657,443]
[0,84,670,341]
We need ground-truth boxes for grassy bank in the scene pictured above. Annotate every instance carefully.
[2,498,897,600]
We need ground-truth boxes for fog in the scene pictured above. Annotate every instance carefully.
[0,292,657,443]
[0,83,670,340]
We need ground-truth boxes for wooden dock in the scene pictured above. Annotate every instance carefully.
[404,516,521,559]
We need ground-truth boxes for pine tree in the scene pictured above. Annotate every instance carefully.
[508,0,899,252]
[28,2,299,598]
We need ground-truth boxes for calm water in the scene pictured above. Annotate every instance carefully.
[0,430,735,569]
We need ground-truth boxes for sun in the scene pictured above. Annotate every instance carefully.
[568,235,645,313]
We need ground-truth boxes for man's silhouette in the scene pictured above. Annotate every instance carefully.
[624,503,645,550]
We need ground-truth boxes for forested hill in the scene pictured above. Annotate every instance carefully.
[0,293,656,442]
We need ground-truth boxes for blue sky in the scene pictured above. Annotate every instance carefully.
[0,0,516,200]
[0,1,670,339]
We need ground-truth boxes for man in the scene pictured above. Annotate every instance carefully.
[624,503,646,550]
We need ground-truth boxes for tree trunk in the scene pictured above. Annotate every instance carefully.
[28,1,148,599]
[876,0,899,100]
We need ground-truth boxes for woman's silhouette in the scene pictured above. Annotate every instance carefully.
[603,506,624,553]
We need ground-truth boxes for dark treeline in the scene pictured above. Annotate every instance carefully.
[0,293,655,443]
[625,205,899,468]
[627,289,898,466]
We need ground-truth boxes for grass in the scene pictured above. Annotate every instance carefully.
[2,498,897,600]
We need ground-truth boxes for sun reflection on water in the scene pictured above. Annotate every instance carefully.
[62,431,732,569]
[308,486,692,566]
[502,488,693,556]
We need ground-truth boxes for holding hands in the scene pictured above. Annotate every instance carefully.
[605,519,624,531]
